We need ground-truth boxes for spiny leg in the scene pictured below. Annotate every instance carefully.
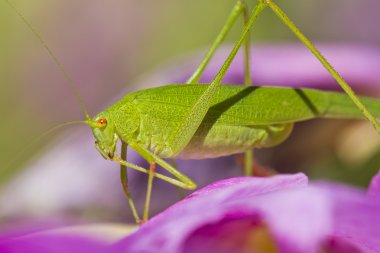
[169,158,186,200]
[116,2,267,206]
[143,161,156,222]
[114,157,193,188]
[244,149,254,176]
[187,0,255,175]
[263,0,380,134]
[167,1,267,156]
[130,144,199,220]
[113,147,196,189]
[241,0,251,86]
[186,0,248,84]
[236,155,277,176]
[115,145,196,222]
[130,143,197,190]
[241,0,254,176]
[119,142,141,224]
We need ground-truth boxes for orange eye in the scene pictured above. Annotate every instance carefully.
[97,118,107,129]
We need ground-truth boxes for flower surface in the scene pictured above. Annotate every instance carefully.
[112,173,380,253]
[2,172,380,253]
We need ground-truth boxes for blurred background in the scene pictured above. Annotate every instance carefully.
[1,0,380,224]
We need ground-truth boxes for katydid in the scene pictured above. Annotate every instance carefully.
[5,0,380,224]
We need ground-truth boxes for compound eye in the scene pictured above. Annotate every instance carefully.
[97,118,107,129]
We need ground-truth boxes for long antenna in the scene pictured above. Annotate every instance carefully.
[35,120,90,140]
[4,0,91,120]
[3,120,89,177]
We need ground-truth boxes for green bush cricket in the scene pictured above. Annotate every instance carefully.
[5,0,380,224]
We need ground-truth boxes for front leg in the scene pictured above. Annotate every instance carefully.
[130,143,197,190]
[119,141,141,224]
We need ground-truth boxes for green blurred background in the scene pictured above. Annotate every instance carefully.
[1,0,380,204]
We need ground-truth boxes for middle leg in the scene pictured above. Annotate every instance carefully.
[143,161,156,222]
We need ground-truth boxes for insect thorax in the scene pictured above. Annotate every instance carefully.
[109,101,140,144]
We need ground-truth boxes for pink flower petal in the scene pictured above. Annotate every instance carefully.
[114,174,380,253]
[368,170,380,197]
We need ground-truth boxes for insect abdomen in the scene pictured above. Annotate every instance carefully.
[135,109,293,159]
[177,123,293,159]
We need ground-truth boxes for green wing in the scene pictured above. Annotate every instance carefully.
[130,84,380,125]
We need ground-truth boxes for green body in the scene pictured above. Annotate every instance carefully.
[8,0,380,223]
[94,84,380,160]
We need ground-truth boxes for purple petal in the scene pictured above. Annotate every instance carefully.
[113,174,326,253]
[0,233,107,253]
[183,216,273,253]
[0,223,137,253]
[368,170,380,197]
[114,174,380,253]
[319,236,361,253]
[316,182,380,252]
[185,173,308,203]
